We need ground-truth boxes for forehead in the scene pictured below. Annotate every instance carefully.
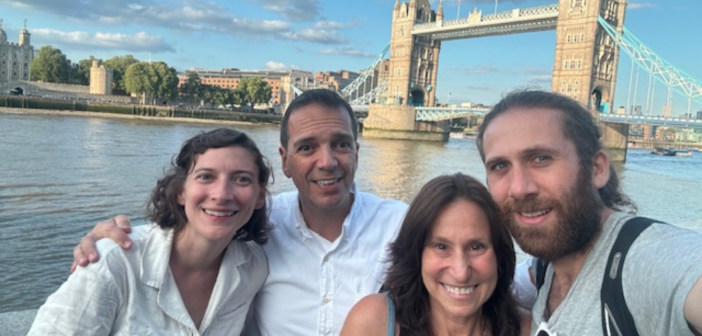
[482,107,571,159]
[192,146,257,169]
[287,103,354,139]
[429,199,490,237]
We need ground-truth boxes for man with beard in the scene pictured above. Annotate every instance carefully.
[476,90,702,336]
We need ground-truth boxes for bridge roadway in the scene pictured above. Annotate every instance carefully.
[353,105,702,128]
[412,4,559,41]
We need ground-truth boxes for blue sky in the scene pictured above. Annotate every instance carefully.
[0,0,700,115]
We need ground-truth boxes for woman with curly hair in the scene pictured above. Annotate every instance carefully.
[341,173,522,336]
[30,128,272,335]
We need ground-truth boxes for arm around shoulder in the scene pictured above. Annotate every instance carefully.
[684,275,702,334]
[340,294,392,336]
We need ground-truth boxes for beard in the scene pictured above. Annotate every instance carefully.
[501,167,604,262]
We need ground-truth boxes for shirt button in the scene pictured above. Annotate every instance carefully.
[323,256,329,262]
[322,297,330,304]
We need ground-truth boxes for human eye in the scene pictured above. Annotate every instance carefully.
[233,175,253,185]
[532,155,552,164]
[467,242,488,255]
[488,161,507,172]
[195,173,213,181]
[297,144,312,153]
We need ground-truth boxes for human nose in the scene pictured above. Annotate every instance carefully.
[316,145,338,170]
[449,252,472,281]
[507,166,537,200]
[211,178,234,203]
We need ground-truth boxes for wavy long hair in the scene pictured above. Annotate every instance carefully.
[147,128,272,244]
[383,173,520,336]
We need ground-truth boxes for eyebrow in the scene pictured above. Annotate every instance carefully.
[485,145,558,167]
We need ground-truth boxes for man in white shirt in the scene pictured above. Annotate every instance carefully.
[71,89,408,336]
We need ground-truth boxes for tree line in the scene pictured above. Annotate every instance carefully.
[29,46,273,108]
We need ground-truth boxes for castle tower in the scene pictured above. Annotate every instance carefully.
[19,19,30,46]
[90,60,114,95]
[384,0,441,107]
[552,0,629,161]
[0,19,7,44]
[551,0,626,113]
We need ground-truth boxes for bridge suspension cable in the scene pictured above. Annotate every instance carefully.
[340,43,390,99]
[598,16,702,114]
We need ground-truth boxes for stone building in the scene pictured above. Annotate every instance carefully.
[177,68,286,104]
[0,19,34,84]
[89,60,113,95]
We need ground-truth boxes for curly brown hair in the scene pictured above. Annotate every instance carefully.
[147,128,272,244]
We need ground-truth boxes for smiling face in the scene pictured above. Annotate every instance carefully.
[421,199,498,323]
[279,103,359,215]
[481,107,606,260]
[177,146,265,244]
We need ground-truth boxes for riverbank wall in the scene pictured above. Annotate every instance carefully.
[0,309,36,335]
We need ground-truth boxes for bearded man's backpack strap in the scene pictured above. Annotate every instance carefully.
[600,216,659,336]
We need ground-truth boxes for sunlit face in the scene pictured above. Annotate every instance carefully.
[481,108,605,260]
[279,103,359,214]
[177,146,265,244]
[422,199,498,323]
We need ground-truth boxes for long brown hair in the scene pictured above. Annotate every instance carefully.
[383,173,520,336]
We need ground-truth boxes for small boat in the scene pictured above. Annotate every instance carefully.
[675,150,692,157]
[651,148,676,156]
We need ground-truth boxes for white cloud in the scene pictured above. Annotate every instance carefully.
[280,28,348,45]
[265,61,289,71]
[628,2,656,10]
[319,46,375,58]
[250,0,321,22]
[32,28,176,53]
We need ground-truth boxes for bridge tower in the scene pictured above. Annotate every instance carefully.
[384,0,441,107]
[552,0,629,161]
[363,0,449,142]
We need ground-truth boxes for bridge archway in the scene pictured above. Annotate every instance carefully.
[409,88,425,106]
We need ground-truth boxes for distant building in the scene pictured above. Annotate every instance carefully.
[0,19,34,83]
[697,111,702,120]
[177,68,286,104]
[89,60,113,95]
[615,106,626,115]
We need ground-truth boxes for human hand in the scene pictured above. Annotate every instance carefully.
[70,215,133,273]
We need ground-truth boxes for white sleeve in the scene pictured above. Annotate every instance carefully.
[511,257,537,311]
[27,264,122,335]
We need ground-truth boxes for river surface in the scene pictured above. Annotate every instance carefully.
[1,111,701,313]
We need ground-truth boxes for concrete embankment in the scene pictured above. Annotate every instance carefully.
[0,107,282,126]
[0,309,36,335]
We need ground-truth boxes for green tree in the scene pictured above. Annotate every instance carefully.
[179,71,203,104]
[150,62,178,103]
[104,55,139,94]
[30,46,72,83]
[237,77,272,107]
[124,62,156,102]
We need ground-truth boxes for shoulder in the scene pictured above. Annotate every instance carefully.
[82,225,154,275]
[356,191,408,212]
[341,294,391,336]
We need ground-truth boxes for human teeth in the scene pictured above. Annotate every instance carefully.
[316,179,337,186]
[204,210,234,217]
[443,284,476,295]
[521,210,549,218]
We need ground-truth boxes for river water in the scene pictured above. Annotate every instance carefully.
[1,111,701,314]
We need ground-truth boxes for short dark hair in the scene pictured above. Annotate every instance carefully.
[147,128,272,244]
[476,90,635,212]
[279,89,357,148]
[383,173,520,336]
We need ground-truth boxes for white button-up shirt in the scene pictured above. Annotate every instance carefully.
[29,224,268,336]
[247,188,408,336]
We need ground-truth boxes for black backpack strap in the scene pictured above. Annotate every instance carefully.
[601,216,659,336]
[534,258,549,291]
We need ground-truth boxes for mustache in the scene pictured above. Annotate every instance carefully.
[500,197,560,213]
